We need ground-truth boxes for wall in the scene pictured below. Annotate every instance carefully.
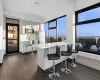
[0,0,4,63]
[66,0,76,49]
[38,24,45,44]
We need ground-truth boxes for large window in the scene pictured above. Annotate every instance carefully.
[76,3,100,55]
[44,15,66,43]
[58,16,66,41]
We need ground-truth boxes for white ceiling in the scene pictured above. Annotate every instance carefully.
[3,0,68,22]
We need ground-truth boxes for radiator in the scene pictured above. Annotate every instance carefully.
[76,52,100,71]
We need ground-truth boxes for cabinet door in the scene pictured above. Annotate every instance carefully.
[39,32,45,38]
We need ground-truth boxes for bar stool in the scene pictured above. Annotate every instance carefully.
[61,44,72,73]
[71,43,79,67]
[47,46,60,80]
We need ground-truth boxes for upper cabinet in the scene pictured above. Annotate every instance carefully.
[33,24,40,32]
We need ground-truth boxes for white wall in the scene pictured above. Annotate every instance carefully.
[0,0,4,63]
[38,24,45,44]
[66,0,76,49]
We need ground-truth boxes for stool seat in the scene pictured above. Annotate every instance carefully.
[61,51,71,56]
[48,54,60,60]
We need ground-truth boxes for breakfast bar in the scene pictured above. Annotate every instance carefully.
[35,42,69,70]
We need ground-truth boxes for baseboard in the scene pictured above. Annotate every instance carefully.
[5,52,22,56]
[21,50,37,54]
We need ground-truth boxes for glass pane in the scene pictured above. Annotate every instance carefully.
[8,26,18,39]
[77,22,100,54]
[49,21,56,27]
[57,16,66,42]
[49,29,57,42]
[8,40,18,52]
[8,32,14,39]
[8,26,14,39]
[44,23,49,43]
[13,26,17,39]
[78,7,100,22]
[8,26,13,30]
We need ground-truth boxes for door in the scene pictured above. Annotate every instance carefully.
[6,23,19,54]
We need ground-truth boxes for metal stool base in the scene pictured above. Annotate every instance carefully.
[61,68,71,73]
[49,72,60,80]
[70,63,77,67]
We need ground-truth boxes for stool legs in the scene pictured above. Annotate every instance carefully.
[61,56,71,73]
[49,60,60,80]
[71,58,77,67]
[30,45,35,56]
[71,54,77,67]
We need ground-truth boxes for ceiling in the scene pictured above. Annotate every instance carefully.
[3,0,68,22]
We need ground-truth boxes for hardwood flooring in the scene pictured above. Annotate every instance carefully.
[0,53,100,80]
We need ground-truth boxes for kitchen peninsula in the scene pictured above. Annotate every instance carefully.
[35,42,70,70]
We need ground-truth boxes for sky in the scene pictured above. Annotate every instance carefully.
[44,7,100,37]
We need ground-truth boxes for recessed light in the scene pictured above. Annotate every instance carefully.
[35,2,39,5]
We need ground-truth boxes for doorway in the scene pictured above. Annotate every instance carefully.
[6,23,19,54]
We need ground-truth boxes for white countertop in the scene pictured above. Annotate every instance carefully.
[34,42,68,49]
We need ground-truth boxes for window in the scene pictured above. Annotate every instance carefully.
[44,15,66,43]
[78,7,100,22]
[49,20,56,28]
[44,22,49,43]
[49,20,57,43]
[76,3,100,55]
[57,16,66,42]
[77,22,100,45]
[49,29,57,42]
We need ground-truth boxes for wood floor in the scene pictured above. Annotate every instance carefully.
[0,53,100,80]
